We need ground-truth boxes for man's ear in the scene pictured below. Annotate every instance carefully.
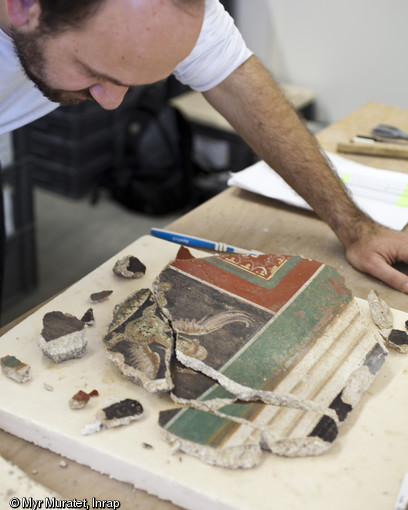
[6,0,41,28]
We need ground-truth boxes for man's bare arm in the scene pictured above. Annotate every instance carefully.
[203,55,408,293]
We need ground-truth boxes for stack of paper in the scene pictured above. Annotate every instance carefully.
[227,152,408,230]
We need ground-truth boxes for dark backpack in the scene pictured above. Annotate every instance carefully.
[110,98,194,216]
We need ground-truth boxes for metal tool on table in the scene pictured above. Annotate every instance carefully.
[337,123,408,159]
[353,134,408,145]
[371,124,408,140]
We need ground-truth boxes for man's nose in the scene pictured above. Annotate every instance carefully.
[88,83,129,110]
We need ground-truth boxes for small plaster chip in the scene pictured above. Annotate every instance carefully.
[90,290,113,303]
[97,398,144,428]
[81,308,95,326]
[113,255,146,279]
[1,355,32,383]
[367,289,393,330]
[82,398,144,435]
[69,389,99,410]
[38,311,87,363]
[386,329,408,353]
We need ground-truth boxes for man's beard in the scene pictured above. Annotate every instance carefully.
[10,27,93,106]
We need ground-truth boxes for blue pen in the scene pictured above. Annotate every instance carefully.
[150,228,262,255]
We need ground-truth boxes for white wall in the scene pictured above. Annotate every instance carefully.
[236,1,408,124]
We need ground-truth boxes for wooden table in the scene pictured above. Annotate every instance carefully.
[1,102,408,509]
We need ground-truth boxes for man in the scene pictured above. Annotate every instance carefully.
[1,0,408,294]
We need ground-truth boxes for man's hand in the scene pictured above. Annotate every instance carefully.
[345,223,408,293]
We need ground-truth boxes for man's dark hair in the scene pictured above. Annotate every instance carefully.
[38,0,201,33]
[38,0,105,32]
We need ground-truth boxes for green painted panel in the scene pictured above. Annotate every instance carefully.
[164,266,352,446]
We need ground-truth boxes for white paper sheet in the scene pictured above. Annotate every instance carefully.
[227,152,408,230]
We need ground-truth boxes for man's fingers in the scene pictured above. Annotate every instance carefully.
[354,251,408,293]
[377,265,408,293]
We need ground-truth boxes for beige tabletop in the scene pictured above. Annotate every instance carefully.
[1,101,408,509]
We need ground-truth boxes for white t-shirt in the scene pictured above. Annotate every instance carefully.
[0,0,252,135]
[0,29,58,135]
[173,0,252,91]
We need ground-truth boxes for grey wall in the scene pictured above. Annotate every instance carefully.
[235,1,408,124]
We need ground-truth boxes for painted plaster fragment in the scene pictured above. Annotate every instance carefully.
[175,245,194,260]
[385,329,408,353]
[81,308,95,326]
[38,311,87,363]
[367,289,393,329]
[153,251,387,468]
[159,407,262,469]
[104,288,174,392]
[90,290,113,303]
[98,398,143,427]
[113,255,146,279]
[1,355,32,383]
[69,389,99,410]
[82,398,144,435]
